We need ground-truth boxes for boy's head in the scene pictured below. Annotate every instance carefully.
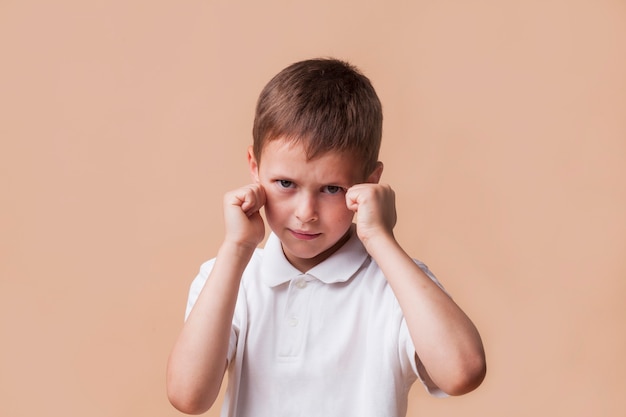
[252,58,383,178]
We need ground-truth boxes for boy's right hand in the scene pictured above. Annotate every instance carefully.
[222,184,266,249]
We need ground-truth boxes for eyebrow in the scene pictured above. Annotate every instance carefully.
[267,173,352,188]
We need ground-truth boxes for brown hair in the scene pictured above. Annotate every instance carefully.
[252,58,383,176]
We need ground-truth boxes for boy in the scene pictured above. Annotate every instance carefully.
[167,58,486,417]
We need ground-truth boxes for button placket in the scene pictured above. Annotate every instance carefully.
[277,275,314,358]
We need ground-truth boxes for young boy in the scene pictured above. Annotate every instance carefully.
[167,58,486,417]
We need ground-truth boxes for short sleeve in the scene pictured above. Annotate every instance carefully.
[414,259,448,294]
[184,259,215,320]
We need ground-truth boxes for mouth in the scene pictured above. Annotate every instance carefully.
[289,229,322,241]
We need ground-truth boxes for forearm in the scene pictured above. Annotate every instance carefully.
[365,235,486,395]
[167,242,254,414]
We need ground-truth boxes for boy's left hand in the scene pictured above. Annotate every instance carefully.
[346,183,397,246]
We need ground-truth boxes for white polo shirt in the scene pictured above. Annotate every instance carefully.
[186,232,446,417]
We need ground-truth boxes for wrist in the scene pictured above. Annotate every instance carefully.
[219,239,258,261]
[360,230,397,257]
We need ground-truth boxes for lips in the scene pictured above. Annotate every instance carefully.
[289,229,322,240]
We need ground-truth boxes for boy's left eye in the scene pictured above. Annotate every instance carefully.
[322,185,344,195]
[277,180,294,189]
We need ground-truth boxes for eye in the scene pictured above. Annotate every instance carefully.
[277,180,294,189]
[322,185,344,195]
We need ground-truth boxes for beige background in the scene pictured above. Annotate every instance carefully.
[1,1,625,416]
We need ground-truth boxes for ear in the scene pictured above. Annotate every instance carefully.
[366,161,384,184]
[247,146,260,183]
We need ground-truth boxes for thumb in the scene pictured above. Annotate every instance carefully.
[345,188,360,212]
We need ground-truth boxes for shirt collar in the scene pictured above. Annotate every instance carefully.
[260,229,370,287]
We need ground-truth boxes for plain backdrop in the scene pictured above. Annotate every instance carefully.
[1,1,625,416]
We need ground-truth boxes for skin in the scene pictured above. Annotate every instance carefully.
[166,138,486,414]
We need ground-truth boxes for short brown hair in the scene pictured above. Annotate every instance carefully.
[252,58,383,176]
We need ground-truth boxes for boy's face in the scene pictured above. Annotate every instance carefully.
[249,138,380,272]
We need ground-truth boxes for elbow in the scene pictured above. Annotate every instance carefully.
[166,350,228,414]
[168,400,210,416]
[440,351,487,396]
[166,368,217,415]
[167,384,214,415]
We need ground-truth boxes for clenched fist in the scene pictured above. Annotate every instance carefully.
[223,184,266,249]
[345,183,397,247]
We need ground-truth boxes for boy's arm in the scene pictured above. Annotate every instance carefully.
[346,184,486,396]
[166,184,266,414]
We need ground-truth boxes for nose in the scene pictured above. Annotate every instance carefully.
[295,192,318,223]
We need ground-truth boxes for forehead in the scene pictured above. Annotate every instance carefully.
[259,139,364,183]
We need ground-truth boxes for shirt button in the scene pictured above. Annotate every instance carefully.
[288,316,299,327]
[295,279,307,289]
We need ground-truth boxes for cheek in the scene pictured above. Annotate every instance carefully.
[325,200,354,223]
[340,209,355,224]
[262,192,288,222]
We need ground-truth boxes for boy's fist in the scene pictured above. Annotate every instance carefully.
[346,183,397,246]
[223,184,266,249]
